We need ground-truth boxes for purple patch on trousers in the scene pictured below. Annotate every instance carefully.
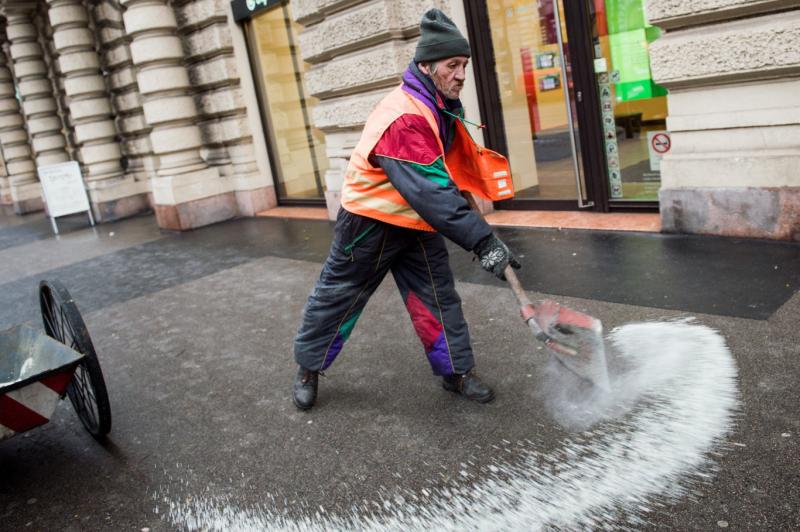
[426,331,454,376]
[322,333,344,370]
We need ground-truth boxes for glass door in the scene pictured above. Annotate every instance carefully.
[481,0,591,208]
[246,3,328,203]
[590,0,668,203]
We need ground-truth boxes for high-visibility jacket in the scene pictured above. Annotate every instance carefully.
[341,85,513,232]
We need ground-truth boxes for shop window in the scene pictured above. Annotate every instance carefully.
[594,0,668,201]
[247,4,328,202]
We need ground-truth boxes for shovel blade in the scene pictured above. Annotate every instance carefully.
[527,299,611,392]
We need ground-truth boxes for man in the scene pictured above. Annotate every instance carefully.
[291,8,520,410]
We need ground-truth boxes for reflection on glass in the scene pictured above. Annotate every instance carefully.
[487,0,580,200]
[250,5,328,200]
[593,0,668,201]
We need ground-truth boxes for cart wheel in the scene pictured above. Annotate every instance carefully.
[39,280,111,439]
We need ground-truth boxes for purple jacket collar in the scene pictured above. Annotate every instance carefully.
[401,61,462,145]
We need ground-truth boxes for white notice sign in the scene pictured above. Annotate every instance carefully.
[37,161,94,234]
[38,161,91,218]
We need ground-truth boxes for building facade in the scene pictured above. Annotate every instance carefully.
[0,0,797,240]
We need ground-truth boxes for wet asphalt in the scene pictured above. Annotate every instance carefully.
[0,210,798,531]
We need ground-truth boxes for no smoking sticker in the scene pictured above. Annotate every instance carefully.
[651,133,671,154]
[647,131,671,172]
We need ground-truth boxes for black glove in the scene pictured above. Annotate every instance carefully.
[473,234,521,280]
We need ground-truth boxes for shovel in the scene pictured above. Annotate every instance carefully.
[466,194,611,391]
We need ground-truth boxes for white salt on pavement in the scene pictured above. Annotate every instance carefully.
[163,321,740,531]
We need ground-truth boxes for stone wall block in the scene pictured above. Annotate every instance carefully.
[646,0,797,29]
[27,115,64,135]
[64,75,107,97]
[106,43,133,69]
[123,135,153,156]
[184,23,232,61]
[69,98,113,120]
[47,3,90,26]
[143,96,200,125]
[58,51,102,74]
[99,26,127,48]
[81,142,122,166]
[219,115,251,143]
[11,60,48,79]
[74,121,118,144]
[9,42,43,61]
[52,27,94,50]
[115,91,144,113]
[187,55,239,89]
[136,66,191,94]
[175,0,227,30]
[122,4,177,34]
[118,112,150,135]
[108,65,137,91]
[305,40,414,98]
[17,77,52,97]
[5,19,37,41]
[312,88,389,130]
[197,88,245,117]
[0,129,29,145]
[650,11,800,87]
[4,143,33,162]
[148,124,202,156]
[298,0,433,62]
[94,3,124,25]
[31,133,67,154]
[130,36,184,65]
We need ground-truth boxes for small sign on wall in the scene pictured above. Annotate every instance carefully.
[647,130,671,171]
[38,161,95,234]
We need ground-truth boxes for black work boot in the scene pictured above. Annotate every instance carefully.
[293,366,319,410]
[442,370,495,403]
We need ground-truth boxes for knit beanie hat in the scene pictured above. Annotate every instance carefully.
[414,8,471,63]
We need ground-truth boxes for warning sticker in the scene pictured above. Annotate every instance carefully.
[647,131,671,171]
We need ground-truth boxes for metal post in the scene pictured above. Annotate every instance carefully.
[553,0,594,209]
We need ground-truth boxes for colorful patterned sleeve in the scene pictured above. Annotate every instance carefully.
[371,114,492,251]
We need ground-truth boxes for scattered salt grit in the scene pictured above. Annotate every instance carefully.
[161,321,739,531]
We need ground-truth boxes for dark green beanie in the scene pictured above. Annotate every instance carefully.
[414,8,471,63]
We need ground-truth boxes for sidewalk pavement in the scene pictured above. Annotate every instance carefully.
[0,211,798,530]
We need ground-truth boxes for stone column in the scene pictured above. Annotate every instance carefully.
[7,11,69,170]
[92,0,156,186]
[121,0,238,230]
[648,1,800,241]
[173,0,275,216]
[0,41,39,211]
[46,0,150,221]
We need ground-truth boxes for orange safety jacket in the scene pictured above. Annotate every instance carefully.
[341,85,514,232]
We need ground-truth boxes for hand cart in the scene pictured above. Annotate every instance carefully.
[1,280,111,441]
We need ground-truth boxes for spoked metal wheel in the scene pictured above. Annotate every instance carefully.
[39,280,111,439]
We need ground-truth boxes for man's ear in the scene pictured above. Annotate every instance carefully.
[418,63,430,75]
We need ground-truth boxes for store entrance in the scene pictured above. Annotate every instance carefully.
[465,0,666,212]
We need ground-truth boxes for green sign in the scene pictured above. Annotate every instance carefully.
[604,0,667,102]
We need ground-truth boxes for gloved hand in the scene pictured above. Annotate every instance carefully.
[473,233,521,280]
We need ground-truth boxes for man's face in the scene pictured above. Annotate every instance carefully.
[422,56,469,100]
